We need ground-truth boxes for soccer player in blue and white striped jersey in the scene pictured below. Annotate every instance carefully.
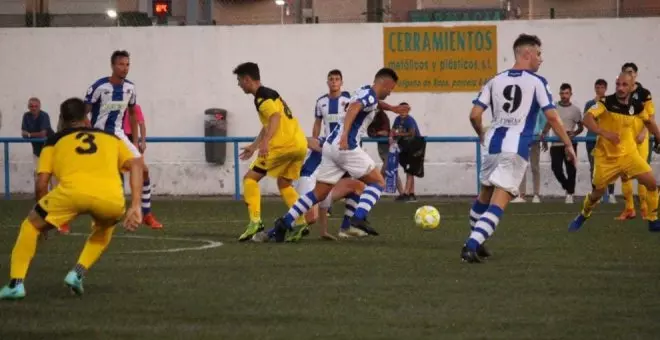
[84,50,163,229]
[312,69,352,138]
[269,68,399,241]
[463,34,576,263]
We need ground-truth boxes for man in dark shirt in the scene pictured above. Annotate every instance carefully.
[392,103,425,202]
[21,97,52,165]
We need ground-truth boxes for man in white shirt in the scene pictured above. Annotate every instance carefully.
[546,83,583,204]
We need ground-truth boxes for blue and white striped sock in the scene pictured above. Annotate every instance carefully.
[142,179,151,215]
[466,205,503,251]
[340,193,360,230]
[353,184,383,220]
[282,192,318,228]
[469,200,489,231]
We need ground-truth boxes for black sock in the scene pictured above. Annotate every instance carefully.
[73,263,87,278]
[8,278,23,288]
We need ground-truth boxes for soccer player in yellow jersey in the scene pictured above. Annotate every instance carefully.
[0,98,144,300]
[569,72,660,232]
[233,62,308,241]
[616,62,655,220]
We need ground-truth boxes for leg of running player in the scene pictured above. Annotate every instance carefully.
[618,175,636,220]
[632,172,660,231]
[0,210,55,300]
[63,217,117,296]
[141,165,163,229]
[329,178,368,238]
[347,168,386,236]
[277,176,310,241]
[239,169,266,241]
[272,181,334,242]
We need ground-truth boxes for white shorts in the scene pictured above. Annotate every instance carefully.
[316,143,375,185]
[480,152,528,196]
[116,131,142,157]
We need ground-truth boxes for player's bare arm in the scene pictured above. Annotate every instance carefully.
[544,108,577,165]
[642,118,660,152]
[240,128,265,160]
[138,118,147,151]
[122,157,145,231]
[306,137,322,152]
[34,172,52,202]
[127,106,139,146]
[582,112,620,145]
[340,102,363,149]
[258,113,281,156]
[469,104,486,144]
[379,101,410,115]
[312,117,322,139]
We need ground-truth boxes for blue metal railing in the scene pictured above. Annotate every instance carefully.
[0,136,598,200]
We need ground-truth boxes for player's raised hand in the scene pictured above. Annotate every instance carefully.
[602,131,621,145]
[564,144,578,167]
[239,145,256,160]
[123,206,142,232]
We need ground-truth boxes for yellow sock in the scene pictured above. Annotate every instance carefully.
[622,179,635,210]
[581,193,600,218]
[76,224,114,270]
[645,189,658,221]
[10,219,41,279]
[244,178,261,223]
[639,184,648,212]
[279,185,305,225]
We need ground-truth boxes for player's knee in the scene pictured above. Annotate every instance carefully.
[276,177,292,189]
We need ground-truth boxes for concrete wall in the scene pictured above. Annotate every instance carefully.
[1,18,659,196]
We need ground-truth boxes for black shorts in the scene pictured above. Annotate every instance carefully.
[397,137,426,178]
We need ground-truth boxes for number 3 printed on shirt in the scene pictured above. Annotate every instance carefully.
[75,132,98,155]
[502,84,523,113]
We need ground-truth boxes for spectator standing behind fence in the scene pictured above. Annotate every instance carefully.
[544,83,583,204]
[392,103,425,202]
[584,79,616,203]
[367,108,391,178]
[21,98,53,175]
[512,109,546,203]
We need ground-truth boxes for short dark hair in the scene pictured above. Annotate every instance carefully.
[513,34,542,51]
[111,50,130,65]
[374,67,398,82]
[559,83,572,91]
[327,69,342,79]
[595,78,608,87]
[399,102,409,106]
[233,62,260,81]
[60,98,86,123]
[621,62,638,72]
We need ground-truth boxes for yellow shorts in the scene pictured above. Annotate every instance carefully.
[35,186,125,230]
[638,139,650,162]
[592,153,652,189]
[249,146,307,180]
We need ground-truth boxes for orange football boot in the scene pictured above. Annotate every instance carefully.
[143,213,163,229]
[614,209,636,221]
[58,223,71,235]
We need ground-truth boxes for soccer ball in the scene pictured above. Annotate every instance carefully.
[414,205,441,230]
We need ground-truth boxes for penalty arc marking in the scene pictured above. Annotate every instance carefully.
[67,233,224,254]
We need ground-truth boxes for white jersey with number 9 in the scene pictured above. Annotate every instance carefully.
[473,69,555,160]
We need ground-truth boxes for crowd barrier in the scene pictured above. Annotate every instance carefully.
[0,136,597,200]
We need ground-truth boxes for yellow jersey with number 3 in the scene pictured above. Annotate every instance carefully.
[253,86,306,150]
[588,94,649,158]
[38,127,137,198]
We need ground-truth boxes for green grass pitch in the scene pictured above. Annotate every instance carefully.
[0,198,658,339]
